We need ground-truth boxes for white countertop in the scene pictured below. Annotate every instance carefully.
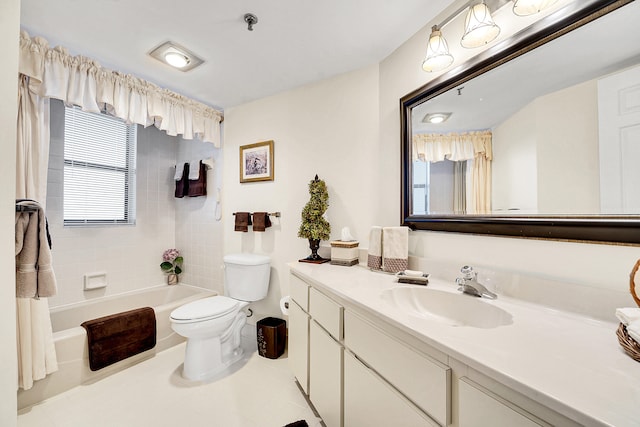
[289,262,640,427]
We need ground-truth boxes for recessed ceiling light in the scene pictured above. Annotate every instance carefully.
[423,112,452,124]
[164,52,190,68]
[148,41,204,72]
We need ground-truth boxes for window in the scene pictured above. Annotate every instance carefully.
[63,106,136,225]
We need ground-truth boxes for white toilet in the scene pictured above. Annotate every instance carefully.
[170,253,270,381]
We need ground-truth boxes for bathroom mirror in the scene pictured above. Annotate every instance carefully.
[401,0,640,244]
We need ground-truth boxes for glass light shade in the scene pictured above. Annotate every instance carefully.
[164,52,190,68]
[461,2,501,49]
[513,0,560,16]
[422,26,454,73]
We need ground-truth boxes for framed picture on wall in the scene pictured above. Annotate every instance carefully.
[240,140,274,183]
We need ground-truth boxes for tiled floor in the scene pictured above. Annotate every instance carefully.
[18,338,322,427]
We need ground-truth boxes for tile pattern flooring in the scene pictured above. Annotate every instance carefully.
[18,339,322,427]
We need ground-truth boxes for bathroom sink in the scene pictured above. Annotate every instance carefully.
[381,286,513,328]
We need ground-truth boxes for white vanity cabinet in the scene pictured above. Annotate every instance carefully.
[458,378,549,427]
[343,310,449,426]
[288,274,310,393]
[308,287,344,427]
[344,351,439,427]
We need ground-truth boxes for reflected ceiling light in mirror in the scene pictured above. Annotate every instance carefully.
[461,2,501,48]
[422,26,454,72]
[422,112,452,124]
[148,41,204,72]
[513,0,560,16]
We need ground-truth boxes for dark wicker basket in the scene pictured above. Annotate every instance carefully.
[617,259,640,362]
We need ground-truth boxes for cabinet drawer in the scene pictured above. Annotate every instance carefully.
[290,273,310,312]
[309,287,343,340]
[459,378,547,427]
[344,310,450,426]
[344,351,438,427]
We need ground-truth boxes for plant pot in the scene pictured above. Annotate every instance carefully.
[167,273,179,285]
[299,239,330,264]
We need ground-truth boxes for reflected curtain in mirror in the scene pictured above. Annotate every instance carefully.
[412,130,492,214]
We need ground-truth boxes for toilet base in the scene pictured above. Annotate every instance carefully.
[182,343,246,382]
[179,314,252,382]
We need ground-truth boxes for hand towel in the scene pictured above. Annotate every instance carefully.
[187,161,207,197]
[15,200,57,298]
[188,160,200,180]
[382,226,409,274]
[174,164,184,180]
[616,307,640,326]
[628,320,640,343]
[175,163,189,198]
[234,212,252,232]
[252,212,272,232]
[367,226,383,270]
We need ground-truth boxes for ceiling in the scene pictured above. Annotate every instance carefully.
[20,0,454,111]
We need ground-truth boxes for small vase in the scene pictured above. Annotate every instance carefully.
[167,273,179,285]
[299,239,330,264]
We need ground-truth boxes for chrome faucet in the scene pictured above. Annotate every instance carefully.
[455,266,497,299]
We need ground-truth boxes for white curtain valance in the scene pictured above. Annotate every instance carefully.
[413,130,492,163]
[19,31,222,146]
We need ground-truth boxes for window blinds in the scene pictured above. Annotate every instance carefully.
[63,106,136,225]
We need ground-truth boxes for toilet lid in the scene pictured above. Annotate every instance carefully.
[170,296,238,321]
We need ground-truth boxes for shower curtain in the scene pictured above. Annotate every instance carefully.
[16,75,58,390]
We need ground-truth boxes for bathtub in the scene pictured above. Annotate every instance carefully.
[18,284,216,410]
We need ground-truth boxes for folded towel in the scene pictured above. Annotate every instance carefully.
[367,226,382,270]
[234,212,252,232]
[81,307,156,371]
[188,160,200,180]
[252,212,272,232]
[382,226,409,274]
[15,200,57,298]
[175,163,189,198]
[187,161,207,197]
[628,320,640,343]
[616,307,640,326]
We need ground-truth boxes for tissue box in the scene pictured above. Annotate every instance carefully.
[330,241,359,266]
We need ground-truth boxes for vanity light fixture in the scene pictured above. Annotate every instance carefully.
[423,112,452,124]
[461,2,501,48]
[422,26,455,73]
[513,0,560,16]
[148,41,204,72]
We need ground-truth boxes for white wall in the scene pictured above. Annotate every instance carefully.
[223,65,379,321]
[175,138,224,291]
[536,80,600,213]
[492,79,599,214]
[378,3,640,292]
[222,0,640,323]
[1,0,19,424]
[46,101,179,307]
[492,104,538,213]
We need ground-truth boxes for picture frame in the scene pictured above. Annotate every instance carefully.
[240,140,274,183]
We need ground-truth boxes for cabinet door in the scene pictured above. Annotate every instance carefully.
[288,300,309,394]
[344,352,438,427]
[459,378,546,427]
[309,320,343,427]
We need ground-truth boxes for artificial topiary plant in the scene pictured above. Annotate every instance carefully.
[298,174,331,263]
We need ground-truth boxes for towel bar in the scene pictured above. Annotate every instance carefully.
[233,211,281,218]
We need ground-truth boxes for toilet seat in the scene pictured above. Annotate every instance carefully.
[170,296,239,324]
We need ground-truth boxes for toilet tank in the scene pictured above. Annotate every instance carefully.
[223,253,271,301]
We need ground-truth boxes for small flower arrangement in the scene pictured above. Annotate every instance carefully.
[160,249,183,275]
